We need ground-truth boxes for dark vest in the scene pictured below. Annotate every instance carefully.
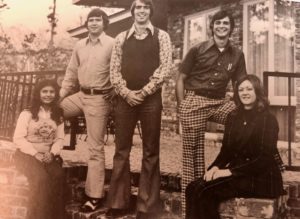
[121,28,160,90]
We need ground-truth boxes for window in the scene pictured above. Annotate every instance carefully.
[243,0,296,105]
[183,7,220,56]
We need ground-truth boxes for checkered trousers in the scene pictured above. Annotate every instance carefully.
[178,91,235,218]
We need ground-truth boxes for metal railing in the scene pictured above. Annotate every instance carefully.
[263,71,300,171]
[0,71,138,150]
[0,71,65,141]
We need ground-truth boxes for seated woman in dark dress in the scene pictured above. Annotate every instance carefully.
[185,74,285,219]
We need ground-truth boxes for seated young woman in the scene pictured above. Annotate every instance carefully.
[13,79,65,219]
[185,74,285,219]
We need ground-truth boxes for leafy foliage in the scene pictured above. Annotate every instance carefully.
[0,32,72,73]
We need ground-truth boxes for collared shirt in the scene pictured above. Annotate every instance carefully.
[110,23,172,98]
[61,32,115,95]
[13,107,64,156]
[127,22,154,40]
[180,39,247,98]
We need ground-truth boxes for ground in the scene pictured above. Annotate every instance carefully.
[61,133,300,182]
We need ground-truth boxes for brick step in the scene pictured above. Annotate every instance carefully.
[0,144,299,219]
[66,203,181,219]
[66,180,290,219]
[0,166,297,219]
[65,185,181,219]
[1,165,298,219]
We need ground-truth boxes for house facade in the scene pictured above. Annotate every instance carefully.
[70,0,299,142]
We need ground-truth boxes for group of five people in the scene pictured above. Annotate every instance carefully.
[13,0,284,218]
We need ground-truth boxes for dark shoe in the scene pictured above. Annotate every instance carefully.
[105,208,128,218]
[136,211,158,219]
[79,198,103,213]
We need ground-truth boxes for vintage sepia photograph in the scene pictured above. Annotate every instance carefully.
[0,0,300,218]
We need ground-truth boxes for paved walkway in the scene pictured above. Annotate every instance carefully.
[61,133,300,182]
[1,133,300,182]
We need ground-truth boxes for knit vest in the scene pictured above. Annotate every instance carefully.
[121,28,160,90]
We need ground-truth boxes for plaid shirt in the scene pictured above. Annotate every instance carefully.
[110,23,172,98]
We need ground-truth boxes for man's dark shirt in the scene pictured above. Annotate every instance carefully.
[179,39,247,98]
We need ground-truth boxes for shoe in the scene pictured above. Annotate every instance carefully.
[136,211,158,219]
[79,198,103,213]
[105,208,128,218]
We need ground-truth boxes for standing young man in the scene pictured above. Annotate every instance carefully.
[176,10,247,217]
[106,0,172,218]
[59,8,115,213]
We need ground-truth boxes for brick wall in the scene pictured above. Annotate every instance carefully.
[0,148,28,219]
[295,4,300,143]
[0,144,299,218]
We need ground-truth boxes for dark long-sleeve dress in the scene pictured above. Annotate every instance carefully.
[185,108,284,219]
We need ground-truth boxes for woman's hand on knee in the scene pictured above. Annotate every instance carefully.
[43,152,54,163]
[34,152,44,162]
[204,166,219,182]
[212,169,232,180]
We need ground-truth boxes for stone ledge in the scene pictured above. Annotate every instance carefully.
[220,196,288,219]
[1,140,300,218]
[66,179,290,219]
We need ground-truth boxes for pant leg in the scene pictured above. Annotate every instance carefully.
[186,178,237,219]
[59,92,83,118]
[14,150,53,219]
[44,157,65,219]
[107,97,138,209]
[210,100,236,124]
[179,94,210,217]
[80,93,111,198]
[137,93,162,213]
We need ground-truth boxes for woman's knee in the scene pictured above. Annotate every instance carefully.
[186,178,205,197]
[53,167,65,181]
[48,162,65,180]
[31,170,50,186]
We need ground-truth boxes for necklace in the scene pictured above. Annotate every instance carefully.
[242,115,247,126]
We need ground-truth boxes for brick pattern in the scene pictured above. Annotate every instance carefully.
[0,166,29,219]
[295,3,300,144]
[65,177,291,219]
[220,197,288,219]
[0,146,29,219]
[0,144,300,219]
[286,182,300,218]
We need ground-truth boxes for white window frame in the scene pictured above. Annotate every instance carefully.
[183,7,220,56]
[243,0,296,106]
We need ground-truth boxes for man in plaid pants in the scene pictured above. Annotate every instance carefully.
[176,10,247,218]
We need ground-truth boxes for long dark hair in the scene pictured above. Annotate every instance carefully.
[29,79,63,125]
[233,74,269,112]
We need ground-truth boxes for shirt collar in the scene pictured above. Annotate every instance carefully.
[203,38,232,53]
[86,32,106,45]
[126,22,154,39]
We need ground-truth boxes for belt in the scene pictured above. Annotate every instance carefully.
[192,90,224,99]
[80,87,111,95]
